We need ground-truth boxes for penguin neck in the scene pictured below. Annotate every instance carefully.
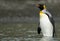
[40,9,46,16]
[41,9,46,13]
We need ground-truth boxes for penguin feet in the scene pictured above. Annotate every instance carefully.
[37,27,41,34]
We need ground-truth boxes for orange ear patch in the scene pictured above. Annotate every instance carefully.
[43,5,46,9]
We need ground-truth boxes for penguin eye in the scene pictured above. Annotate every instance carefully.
[39,5,44,10]
[36,4,45,10]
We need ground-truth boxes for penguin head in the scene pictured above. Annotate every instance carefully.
[36,4,46,11]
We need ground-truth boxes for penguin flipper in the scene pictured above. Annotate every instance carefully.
[37,27,41,34]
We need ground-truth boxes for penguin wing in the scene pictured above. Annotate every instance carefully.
[37,22,41,34]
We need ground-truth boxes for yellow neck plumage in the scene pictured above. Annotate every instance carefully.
[40,11,44,16]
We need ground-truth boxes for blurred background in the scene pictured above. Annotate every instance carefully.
[0,0,60,41]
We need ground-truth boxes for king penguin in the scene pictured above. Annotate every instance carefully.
[36,4,55,37]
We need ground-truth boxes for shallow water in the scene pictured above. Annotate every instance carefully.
[0,37,59,41]
[0,19,60,41]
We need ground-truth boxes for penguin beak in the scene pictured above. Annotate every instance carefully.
[36,4,40,8]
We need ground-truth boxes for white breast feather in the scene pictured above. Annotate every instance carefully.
[40,14,53,37]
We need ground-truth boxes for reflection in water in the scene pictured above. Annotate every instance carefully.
[1,37,58,41]
[39,36,58,41]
